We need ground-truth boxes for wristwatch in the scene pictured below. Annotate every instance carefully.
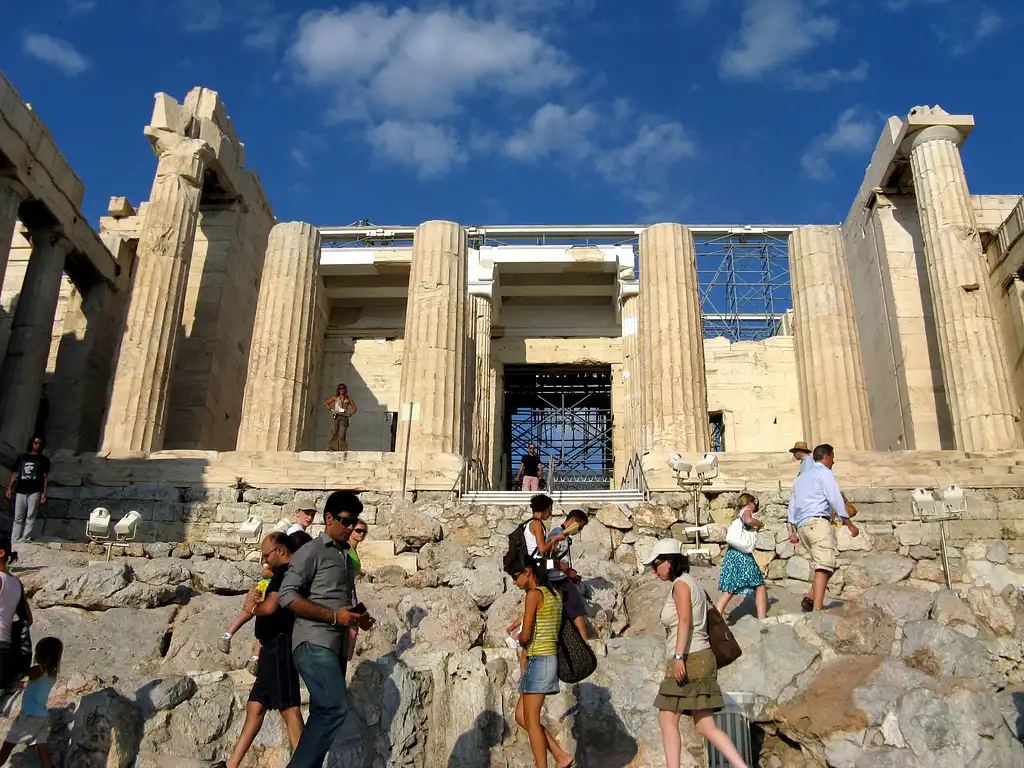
[673,653,686,661]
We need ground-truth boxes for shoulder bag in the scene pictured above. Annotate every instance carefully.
[556,609,597,683]
[704,593,742,669]
[12,592,32,678]
[725,518,757,554]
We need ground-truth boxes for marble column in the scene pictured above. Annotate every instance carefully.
[0,178,25,296]
[789,226,874,449]
[237,222,322,451]
[638,223,710,453]
[907,126,1020,450]
[621,292,643,457]
[0,230,71,463]
[101,138,212,453]
[397,221,467,455]
[471,295,494,472]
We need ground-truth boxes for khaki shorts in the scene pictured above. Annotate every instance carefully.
[798,517,837,573]
[5,714,48,746]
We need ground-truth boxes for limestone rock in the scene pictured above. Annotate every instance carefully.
[836,525,871,552]
[390,504,444,550]
[986,541,1009,564]
[188,558,260,594]
[859,585,935,624]
[908,545,936,560]
[842,553,914,596]
[161,594,256,674]
[755,530,775,551]
[630,504,678,531]
[930,589,978,631]
[464,557,506,609]
[596,504,633,530]
[965,586,1017,636]
[397,587,484,655]
[574,519,613,560]
[622,578,669,637]
[162,678,238,761]
[787,555,811,582]
[68,688,141,768]
[33,561,131,610]
[901,620,994,683]
[416,538,471,571]
[135,676,198,713]
[718,623,820,716]
[483,587,526,648]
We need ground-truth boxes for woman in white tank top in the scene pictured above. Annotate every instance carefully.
[0,536,27,690]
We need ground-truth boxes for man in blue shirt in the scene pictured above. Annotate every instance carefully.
[787,444,859,611]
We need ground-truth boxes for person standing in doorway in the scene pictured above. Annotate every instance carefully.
[516,444,543,492]
[6,438,49,543]
[787,444,859,612]
[278,491,374,767]
[324,384,357,452]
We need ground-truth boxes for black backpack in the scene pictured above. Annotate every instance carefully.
[504,518,544,573]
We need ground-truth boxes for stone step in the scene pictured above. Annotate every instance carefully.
[462,490,646,507]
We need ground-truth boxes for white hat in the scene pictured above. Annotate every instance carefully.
[641,538,683,565]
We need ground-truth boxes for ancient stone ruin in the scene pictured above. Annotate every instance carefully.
[2,72,1024,766]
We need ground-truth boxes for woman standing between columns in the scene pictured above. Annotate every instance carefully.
[324,384,357,451]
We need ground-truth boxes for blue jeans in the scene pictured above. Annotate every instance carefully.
[288,642,349,767]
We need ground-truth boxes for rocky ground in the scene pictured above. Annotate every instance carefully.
[2,536,1023,767]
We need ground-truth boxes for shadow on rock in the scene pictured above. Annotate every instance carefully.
[571,683,638,768]
[66,687,141,767]
[447,710,504,768]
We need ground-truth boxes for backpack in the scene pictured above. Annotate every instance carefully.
[504,518,544,573]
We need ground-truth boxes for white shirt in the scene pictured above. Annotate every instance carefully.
[523,518,546,560]
[0,572,23,644]
[788,462,848,528]
[286,523,305,536]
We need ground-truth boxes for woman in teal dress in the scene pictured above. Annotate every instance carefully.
[716,493,768,620]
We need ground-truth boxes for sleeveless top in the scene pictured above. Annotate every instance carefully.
[522,518,546,561]
[660,572,710,658]
[526,586,561,657]
[21,673,55,718]
[0,572,23,644]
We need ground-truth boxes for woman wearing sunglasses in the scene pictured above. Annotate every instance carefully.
[642,539,747,768]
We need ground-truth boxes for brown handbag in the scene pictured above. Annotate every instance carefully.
[704,594,742,669]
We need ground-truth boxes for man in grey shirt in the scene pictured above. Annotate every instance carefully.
[278,491,375,767]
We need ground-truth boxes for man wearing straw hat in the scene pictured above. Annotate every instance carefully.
[789,441,815,474]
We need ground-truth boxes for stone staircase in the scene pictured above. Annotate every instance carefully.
[460,489,646,506]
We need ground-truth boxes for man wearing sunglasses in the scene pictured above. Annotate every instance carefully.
[278,491,375,767]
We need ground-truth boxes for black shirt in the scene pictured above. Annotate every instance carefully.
[521,454,542,477]
[254,565,295,643]
[13,454,50,495]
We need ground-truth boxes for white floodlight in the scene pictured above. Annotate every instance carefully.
[240,517,264,542]
[694,453,719,481]
[87,508,111,542]
[911,488,938,518]
[668,453,692,476]
[114,510,142,541]
[938,484,967,516]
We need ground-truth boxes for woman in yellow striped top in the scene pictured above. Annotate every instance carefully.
[507,556,575,768]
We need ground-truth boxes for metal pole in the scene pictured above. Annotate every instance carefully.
[400,403,414,499]
[939,520,952,590]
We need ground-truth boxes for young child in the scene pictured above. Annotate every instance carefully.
[0,636,63,768]
[219,564,274,676]
[505,555,575,768]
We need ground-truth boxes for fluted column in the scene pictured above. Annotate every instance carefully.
[101,138,212,453]
[906,126,1020,450]
[237,222,322,451]
[621,293,643,457]
[638,223,710,452]
[0,230,71,462]
[471,295,493,471]
[397,221,467,455]
[0,178,26,297]
[789,226,874,449]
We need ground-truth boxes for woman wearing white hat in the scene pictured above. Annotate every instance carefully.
[643,539,748,768]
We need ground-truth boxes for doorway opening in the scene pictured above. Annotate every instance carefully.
[503,365,613,491]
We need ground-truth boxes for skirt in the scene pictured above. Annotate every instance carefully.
[248,633,301,711]
[520,655,559,695]
[653,648,725,714]
[718,547,765,596]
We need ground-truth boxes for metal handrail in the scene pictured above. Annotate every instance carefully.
[620,454,650,499]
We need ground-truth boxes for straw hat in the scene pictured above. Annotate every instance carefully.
[789,441,811,454]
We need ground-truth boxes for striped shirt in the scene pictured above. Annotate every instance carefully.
[526,587,561,657]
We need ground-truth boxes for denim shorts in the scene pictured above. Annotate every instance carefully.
[520,654,559,694]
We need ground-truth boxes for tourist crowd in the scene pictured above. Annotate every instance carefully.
[0,439,854,767]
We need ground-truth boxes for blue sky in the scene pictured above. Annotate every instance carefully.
[3,0,1021,228]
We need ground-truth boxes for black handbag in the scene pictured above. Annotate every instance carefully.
[556,609,596,684]
[11,593,32,678]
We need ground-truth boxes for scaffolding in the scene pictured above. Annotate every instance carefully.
[317,223,794,342]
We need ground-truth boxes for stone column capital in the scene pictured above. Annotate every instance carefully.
[902,125,964,155]
[25,228,73,255]
[151,134,214,183]
[0,175,29,201]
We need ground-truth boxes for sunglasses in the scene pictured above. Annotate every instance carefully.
[353,528,368,535]
[337,517,359,527]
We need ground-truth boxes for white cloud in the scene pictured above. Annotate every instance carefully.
[596,120,696,180]
[242,1,288,50]
[502,104,599,161]
[22,34,89,77]
[801,107,876,180]
[720,0,839,80]
[950,8,1002,56]
[289,5,575,119]
[790,60,870,91]
[366,121,468,178]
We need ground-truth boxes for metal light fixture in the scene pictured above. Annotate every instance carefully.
[87,508,111,542]
[114,510,142,542]
[910,486,967,589]
[695,453,719,481]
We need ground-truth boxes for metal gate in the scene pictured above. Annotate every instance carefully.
[503,366,613,491]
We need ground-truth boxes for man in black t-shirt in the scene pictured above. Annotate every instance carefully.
[5,437,49,543]
[218,533,304,767]
[516,443,543,491]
